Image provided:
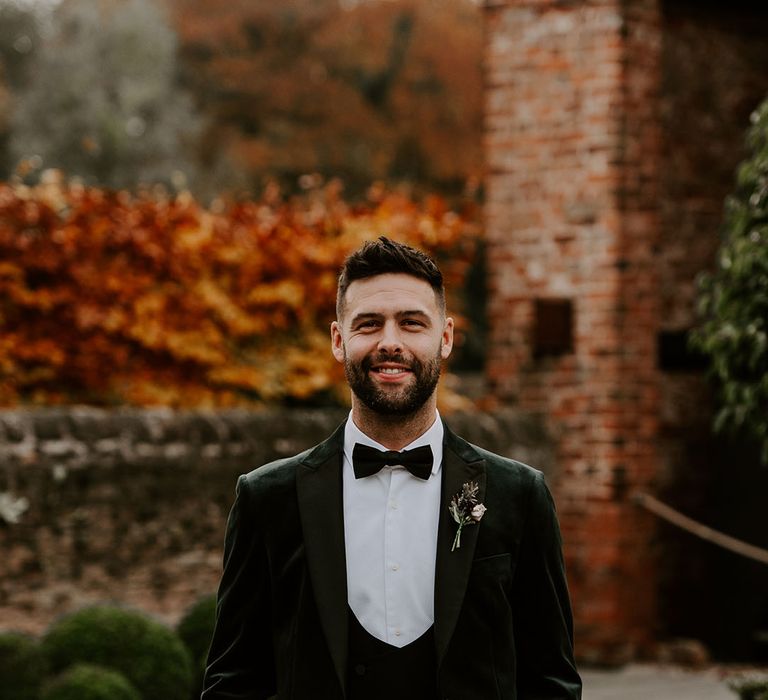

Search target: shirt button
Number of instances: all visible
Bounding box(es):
[394,629,401,637]
[391,564,399,571]
[355,664,366,676]
[390,501,398,509]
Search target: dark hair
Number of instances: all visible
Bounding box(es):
[336,236,445,318]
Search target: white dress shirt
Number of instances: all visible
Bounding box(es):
[342,412,444,648]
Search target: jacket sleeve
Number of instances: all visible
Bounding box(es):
[201,475,277,700]
[513,471,582,700]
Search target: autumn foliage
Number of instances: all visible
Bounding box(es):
[0,174,478,407]
[170,0,483,193]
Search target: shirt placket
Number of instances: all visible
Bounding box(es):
[383,465,406,644]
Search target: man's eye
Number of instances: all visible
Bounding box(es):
[403,319,424,327]
[357,321,378,329]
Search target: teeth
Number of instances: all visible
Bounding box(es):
[379,368,405,374]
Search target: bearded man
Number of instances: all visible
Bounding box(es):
[202,237,581,700]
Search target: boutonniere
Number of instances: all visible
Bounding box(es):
[449,480,486,551]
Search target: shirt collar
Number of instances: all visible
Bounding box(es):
[343,411,444,476]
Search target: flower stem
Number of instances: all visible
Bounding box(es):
[452,525,462,551]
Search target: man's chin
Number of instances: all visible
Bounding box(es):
[355,386,432,417]
[361,400,423,417]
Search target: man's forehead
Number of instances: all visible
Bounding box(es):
[343,273,439,308]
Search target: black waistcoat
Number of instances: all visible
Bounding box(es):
[347,610,439,700]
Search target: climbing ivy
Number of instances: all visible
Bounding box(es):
[692,98,768,463]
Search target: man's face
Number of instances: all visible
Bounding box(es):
[331,273,454,416]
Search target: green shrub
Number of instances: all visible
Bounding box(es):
[42,605,193,700]
[176,594,216,698]
[41,663,140,700]
[728,675,768,700]
[0,631,48,700]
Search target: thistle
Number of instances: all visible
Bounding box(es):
[449,480,486,551]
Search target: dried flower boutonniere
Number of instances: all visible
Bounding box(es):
[449,480,486,551]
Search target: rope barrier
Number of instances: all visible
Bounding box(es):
[633,491,768,566]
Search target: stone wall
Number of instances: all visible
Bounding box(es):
[0,407,553,636]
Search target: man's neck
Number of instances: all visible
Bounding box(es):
[350,398,438,451]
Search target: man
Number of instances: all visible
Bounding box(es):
[202,237,581,699]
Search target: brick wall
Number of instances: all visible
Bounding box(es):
[0,407,553,636]
[484,0,768,662]
[485,0,662,663]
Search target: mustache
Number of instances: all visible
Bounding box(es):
[361,352,415,371]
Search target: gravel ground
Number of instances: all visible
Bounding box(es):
[581,663,744,700]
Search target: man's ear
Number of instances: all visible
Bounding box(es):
[440,316,455,360]
[330,321,345,364]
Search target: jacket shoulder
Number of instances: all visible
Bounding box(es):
[470,442,542,481]
[238,420,346,494]
[240,448,311,487]
[445,425,543,483]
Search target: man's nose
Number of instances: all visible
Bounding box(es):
[377,321,403,354]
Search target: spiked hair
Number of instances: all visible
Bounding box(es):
[336,236,445,319]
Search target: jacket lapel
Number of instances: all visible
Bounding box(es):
[296,423,349,696]
[296,421,487,687]
[434,426,486,666]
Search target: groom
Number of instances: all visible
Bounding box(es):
[202,237,581,699]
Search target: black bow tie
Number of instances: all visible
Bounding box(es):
[352,443,434,481]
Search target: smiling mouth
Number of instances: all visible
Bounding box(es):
[374,367,410,375]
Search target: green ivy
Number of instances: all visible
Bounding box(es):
[692,98,768,464]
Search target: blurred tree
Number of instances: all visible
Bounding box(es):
[8,0,205,190]
[692,96,768,464]
[0,1,39,89]
[0,0,41,174]
[167,0,483,196]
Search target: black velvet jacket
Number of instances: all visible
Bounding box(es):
[202,421,582,700]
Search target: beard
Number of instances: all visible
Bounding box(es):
[344,347,442,417]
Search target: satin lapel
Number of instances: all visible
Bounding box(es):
[434,434,486,665]
[296,431,348,695]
